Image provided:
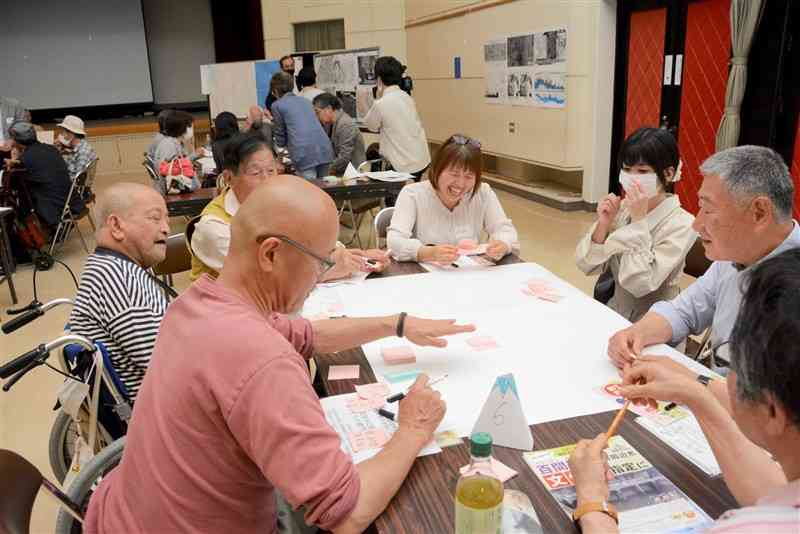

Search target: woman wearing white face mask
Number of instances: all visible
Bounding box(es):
[575,127,696,322]
[56,115,97,178]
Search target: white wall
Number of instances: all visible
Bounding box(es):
[261,0,406,62]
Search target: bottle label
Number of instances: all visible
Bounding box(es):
[454,500,502,534]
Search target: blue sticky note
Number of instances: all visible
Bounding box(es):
[454,56,461,79]
[384,370,421,384]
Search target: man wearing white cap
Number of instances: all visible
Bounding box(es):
[57,115,96,178]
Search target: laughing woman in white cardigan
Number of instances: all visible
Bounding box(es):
[387,134,519,263]
[576,127,696,322]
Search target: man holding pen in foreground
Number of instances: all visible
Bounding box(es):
[569,249,800,533]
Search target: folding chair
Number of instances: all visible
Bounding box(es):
[0,449,83,534]
[78,158,99,231]
[0,206,17,304]
[152,233,192,288]
[142,153,165,195]
[337,158,389,248]
[48,168,92,256]
[373,207,395,250]
[683,237,713,361]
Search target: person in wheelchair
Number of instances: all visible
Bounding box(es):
[68,182,170,402]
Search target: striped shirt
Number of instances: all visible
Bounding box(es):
[706,479,800,533]
[69,248,168,401]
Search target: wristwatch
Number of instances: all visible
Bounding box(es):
[572,501,619,527]
[697,375,713,387]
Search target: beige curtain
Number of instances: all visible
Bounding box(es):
[715,0,765,151]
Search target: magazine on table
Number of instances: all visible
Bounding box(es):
[523,436,712,533]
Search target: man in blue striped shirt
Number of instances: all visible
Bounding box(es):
[69,182,170,400]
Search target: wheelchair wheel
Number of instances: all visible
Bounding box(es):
[54,437,126,534]
[49,410,80,483]
[49,410,112,484]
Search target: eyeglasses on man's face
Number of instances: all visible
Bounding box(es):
[256,234,336,279]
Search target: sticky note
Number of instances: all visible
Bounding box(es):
[348,428,390,453]
[458,239,478,250]
[355,382,391,400]
[459,458,518,483]
[435,430,463,448]
[384,370,421,383]
[328,365,360,380]
[382,346,416,365]
[457,243,488,256]
[466,335,499,352]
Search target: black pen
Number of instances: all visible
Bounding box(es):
[664,402,677,411]
[386,375,448,403]
[378,408,395,421]
[450,263,460,268]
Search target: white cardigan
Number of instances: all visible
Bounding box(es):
[575,194,696,322]
[387,180,519,261]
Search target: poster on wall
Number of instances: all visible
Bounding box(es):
[483,38,507,104]
[484,27,567,109]
[314,47,379,123]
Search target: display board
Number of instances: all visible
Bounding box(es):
[314,47,380,123]
[484,27,567,108]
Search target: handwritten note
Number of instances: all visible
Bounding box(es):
[328,365,360,381]
[345,395,386,413]
[522,278,563,302]
[348,428,390,453]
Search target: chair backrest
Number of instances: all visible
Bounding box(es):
[152,233,192,276]
[373,207,395,245]
[84,158,99,189]
[684,237,712,279]
[0,449,43,534]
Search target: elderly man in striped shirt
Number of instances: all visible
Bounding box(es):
[569,248,800,533]
[69,182,170,401]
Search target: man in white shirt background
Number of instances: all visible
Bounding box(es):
[363,56,430,181]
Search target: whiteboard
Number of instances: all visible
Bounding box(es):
[201,61,257,119]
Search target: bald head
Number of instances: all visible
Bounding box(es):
[222,175,340,313]
[95,182,170,267]
[229,175,338,255]
[95,182,163,229]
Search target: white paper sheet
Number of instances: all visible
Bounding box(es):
[331,263,714,437]
[636,408,722,476]
[320,392,441,463]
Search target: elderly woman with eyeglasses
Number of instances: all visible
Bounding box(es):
[190,132,389,281]
[387,134,519,263]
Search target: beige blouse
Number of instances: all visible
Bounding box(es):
[387,181,519,261]
[575,195,696,322]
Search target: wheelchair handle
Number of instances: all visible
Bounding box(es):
[2,298,75,334]
[0,345,47,379]
[2,359,42,392]
[2,308,44,334]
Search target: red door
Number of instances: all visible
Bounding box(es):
[674,0,731,214]
[624,8,668,138]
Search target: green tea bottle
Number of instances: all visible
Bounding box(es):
[454,432,503,534]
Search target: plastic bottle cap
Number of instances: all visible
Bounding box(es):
[470,432,493,457]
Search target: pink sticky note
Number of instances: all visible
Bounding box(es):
[355,382,391,400]
[457,244,489,256]
[382,346,416,365]
[466,335,499,351]
[328,365,360,380]
[536,291,562,303]
[348,428,391,453]
[459,458,518,483]
[458,239,478,250]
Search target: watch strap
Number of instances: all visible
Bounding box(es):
[572,501,619,526]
